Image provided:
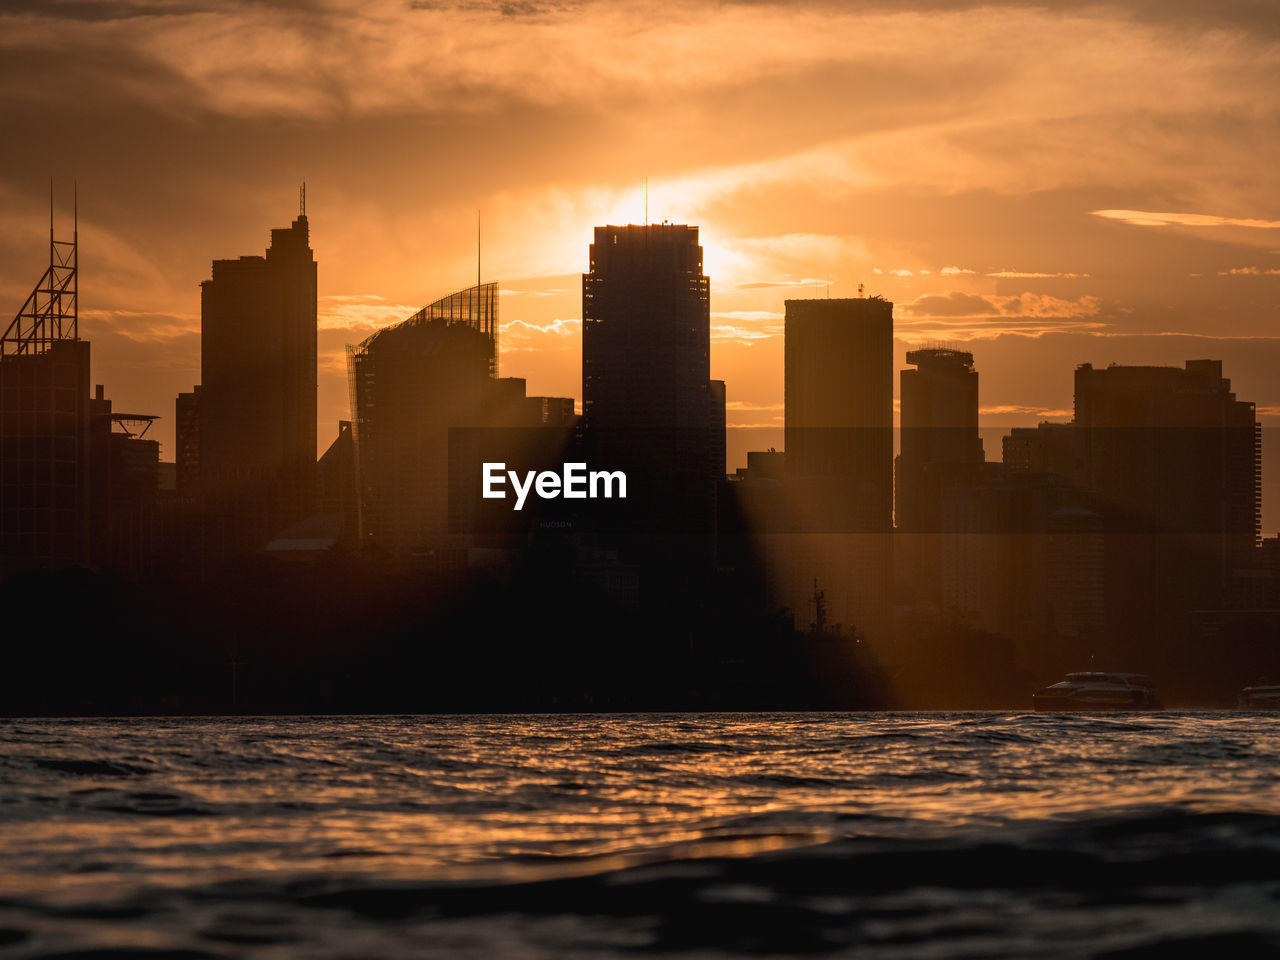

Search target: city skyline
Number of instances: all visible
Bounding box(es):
[1,0,1278,501]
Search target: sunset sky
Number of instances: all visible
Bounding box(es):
[2,0,1278,521]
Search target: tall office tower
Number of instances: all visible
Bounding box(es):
[1073,359,1260,658]
[348,283,497,559]
[0,212,91,572]
[199,207,317,551]
[348,283,572,559]
[581,224,722,558]
[784,297,893,515]
[896,345,984,531]
[895,345,985,606]
[779,296,894,636]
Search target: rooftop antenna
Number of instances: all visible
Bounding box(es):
[73,180,77,240]
[299,181,306,217]
[645,177,648,225]
[477,208,481,289]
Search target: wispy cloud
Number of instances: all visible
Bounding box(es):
[725,400,784,411]
[1092,210,1280,229]
[896,290,1106,340]
[1218,266,1280,276]
[735,278,829,290]
[940,266,976,275]
[987,270,1090,279]
[319,294,421,333]
[500,317,581,341]
[980,404,1072,418]
[80,308,199,343]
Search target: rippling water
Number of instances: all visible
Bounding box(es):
[1,713,1279,958]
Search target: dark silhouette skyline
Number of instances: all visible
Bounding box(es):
[0,195,1277,714]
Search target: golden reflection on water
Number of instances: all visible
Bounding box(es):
[2,714,1278,901]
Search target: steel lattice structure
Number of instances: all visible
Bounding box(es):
[1,205,77,357]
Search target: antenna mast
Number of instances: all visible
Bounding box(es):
[299,181,306,217]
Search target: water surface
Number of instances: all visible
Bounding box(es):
[1,713,1278,958]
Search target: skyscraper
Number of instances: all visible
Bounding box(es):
[197,207,317,550]
[896,345,985,605]
[784,296,893,524]
[779,295,894,636]
[1073,359,1260,658]
[896,345,983,532]
[347,283,498,558]
[346,282,575,558]
[581,224,723,549]
[0,212,91,571]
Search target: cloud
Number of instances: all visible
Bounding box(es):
[735,278,829,289]
[980,404,1072,418]
[498,287,568,297]
[80,308,198,343]
[902,290,1103,320]
[711,323,777,344]
[1092,210,1280,229]
[500,317,582,342]
[940,266,976,275]
[318,294,421,333]
[1217,267,1280,276]
[725,400,784,411]
[987,270,1090,278]
[896,289,1106,339]
[889,268,913,277]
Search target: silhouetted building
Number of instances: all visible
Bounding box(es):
[896,345,983,530]
[348,283,498,558]
[777,295,894,637]
[0,216,91,572]
[1002,422,1081,479]
[581,223,723,566]
[175,386,201,498]
[895,345,985,607]
[1073,359,1260,658]
[317,420,357,545]
[100,402,162,574]
[199,208,317,553]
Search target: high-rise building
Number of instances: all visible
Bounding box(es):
[896,345,983,531]
[0,213,91,572]
[198,207,317,551]
[778,295,894,637]
[1073,359,1260,657]
[583,224,712,432]
[581,224,723,554]
[347,283,498,559]
[895,345,985,607]
[346,282,576,559]
[784,296,893,520]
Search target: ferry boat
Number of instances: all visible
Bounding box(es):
[1237,683,1280,710]
[1032,672,1161,711]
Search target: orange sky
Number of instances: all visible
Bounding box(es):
[2,0,1279,522]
